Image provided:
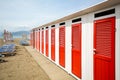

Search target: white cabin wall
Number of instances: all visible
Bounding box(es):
[115,4,120,80]
[65,20,72,73]
[49,27,51,60]
[36,30,38,50]
[55,24,59,65]
[82,13,94,80]
[37,30,39,51]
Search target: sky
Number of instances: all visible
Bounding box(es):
[0,0,105,32]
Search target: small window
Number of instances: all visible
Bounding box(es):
[51,25,55,27]
[72,18,81,23]
[46,27,49,29]
[42,28,44,30]
[94,8,115,18]
[59,22,65,25]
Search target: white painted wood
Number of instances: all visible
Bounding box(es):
[49,27,51,60]
[65,20,72,73]
[115,4,120,80]
[36,30,38,50]
[36,30,38,51]
[94,6,116,20]
[40,29,42,53]
[55,24,59,65]
[82,13,94,80]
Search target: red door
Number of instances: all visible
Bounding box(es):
[35,32,36,48]
[46,30,49,57]
[72,23,82,78]
[51,29,55,61]
[38,31,40,51]
[59,26,65,67]
[42,31,44,54]
[94,17,115,80]
[37,32,38,50]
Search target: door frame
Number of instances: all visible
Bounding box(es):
[93,17,115,80]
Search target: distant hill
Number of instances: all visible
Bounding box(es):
[12,31,30,38]
[12,31,30,36]
[0,31,30,38]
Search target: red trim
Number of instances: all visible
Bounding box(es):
[38,31,40,51]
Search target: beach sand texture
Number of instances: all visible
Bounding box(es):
[0,38,50,80]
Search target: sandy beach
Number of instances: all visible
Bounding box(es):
[0,38,50,80]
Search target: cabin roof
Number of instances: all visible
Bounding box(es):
[33,0,120,30]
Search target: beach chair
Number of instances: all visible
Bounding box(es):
[0,44,16,56]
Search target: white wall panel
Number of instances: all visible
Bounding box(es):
[65,20,72,73]
[55,24,59,65]
[115,4,120,80]
[37,30,39,51]
[49,28,51,60]
[82,13,94,80]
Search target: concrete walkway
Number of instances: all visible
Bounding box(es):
[25,46,76,80]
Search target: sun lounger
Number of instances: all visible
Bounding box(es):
[0,44,16,56]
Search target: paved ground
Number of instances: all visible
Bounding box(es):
[25,46,76,80]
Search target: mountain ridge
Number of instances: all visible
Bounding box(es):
[0,31,30,38]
